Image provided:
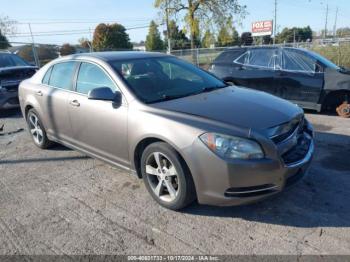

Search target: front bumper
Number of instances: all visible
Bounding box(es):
[184,125,314,206]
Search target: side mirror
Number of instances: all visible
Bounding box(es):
[88,87,122,106]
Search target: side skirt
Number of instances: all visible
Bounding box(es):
[47,135,138,177]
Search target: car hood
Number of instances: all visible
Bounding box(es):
[0,66,37,82]
[151,86,303,130]
[0,65,37,73]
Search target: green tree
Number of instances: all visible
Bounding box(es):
[78,37,91,49]
[336,27,350,37]
[155,0,246,49]
[60,43,76,56]
[217,18,240,47]
[93,23,133,51]
[0,30,10,49]
[201,29,215,48]
[164,20,190,50]
[145,20,164,51]
[17,45,58,65]
[276,26,313,43]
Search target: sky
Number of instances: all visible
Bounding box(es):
[1,0,350,45]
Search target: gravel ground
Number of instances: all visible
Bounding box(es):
[0,109,349,255]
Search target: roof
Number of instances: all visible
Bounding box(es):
[69,51,169,62]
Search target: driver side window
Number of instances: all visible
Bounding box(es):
[76,62,117,95]
[282,49,318,73]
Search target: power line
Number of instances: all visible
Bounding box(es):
[7,23,164,38]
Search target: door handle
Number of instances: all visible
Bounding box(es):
[36,90,43,96]
[70,100,80,107]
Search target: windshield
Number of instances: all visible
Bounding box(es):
[308,50,340,70]
[109,56,226,103]
[0,53,29,68]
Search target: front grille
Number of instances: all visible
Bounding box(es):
[271,117,304,144]
[271,116,313,166]
[281,134,311,165]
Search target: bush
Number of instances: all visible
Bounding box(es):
[311,43,350,68]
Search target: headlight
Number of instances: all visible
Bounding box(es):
[199,133,264,160]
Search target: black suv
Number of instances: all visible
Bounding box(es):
[209,47,350,117]
[0,51,37,110]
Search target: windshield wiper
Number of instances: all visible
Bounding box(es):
[148,94,191,103]
[147,85,228,104]
[195,84,228,95]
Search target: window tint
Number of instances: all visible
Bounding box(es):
[76,62,116,95]
[244,49,277,68]
[282,49,317,72]
[49,62,77,90]
[42,66,52,85]
[214,50,245,64]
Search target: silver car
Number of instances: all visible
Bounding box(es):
[19,52,314,210]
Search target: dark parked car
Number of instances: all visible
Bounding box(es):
[19,52,314,210]
[0,51,37,110]
[209,47,350,118]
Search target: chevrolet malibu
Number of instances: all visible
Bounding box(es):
[19,52,314,210]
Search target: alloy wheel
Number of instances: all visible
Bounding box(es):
[28,113,44,145]
[145,152,179,202]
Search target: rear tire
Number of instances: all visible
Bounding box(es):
[141,142,196,210]
[26,109,54,149]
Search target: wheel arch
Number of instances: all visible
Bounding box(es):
[321,89,350,111]
[132,136,192,181]
[24,104,34,120]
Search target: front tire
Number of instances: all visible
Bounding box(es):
[26,109,53,149]
[141,142,196,210]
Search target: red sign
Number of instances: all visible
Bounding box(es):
[251,20,273,36]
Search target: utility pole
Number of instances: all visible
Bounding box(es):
[89,27,93,53]
[293,29,296,47]
[28,23,40,67]
[324,2,329,39]
[273,0,277,45]
[333,6,338,40]
[165,0,171,53]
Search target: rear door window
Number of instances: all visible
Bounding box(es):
[215,50,245,64]
[42,66,52,85]
[238,49,277,69]
[282,49,317,73]
[49,61,77,90]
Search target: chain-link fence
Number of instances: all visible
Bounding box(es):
[169,39,350,70]
[2,38,350,70]
[0,42,61,67]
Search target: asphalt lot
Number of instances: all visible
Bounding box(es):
[0,109,350,255]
